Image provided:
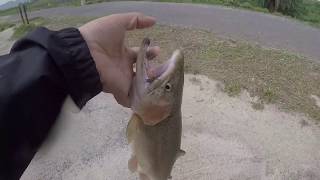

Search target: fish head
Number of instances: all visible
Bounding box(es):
[130,38,184,126]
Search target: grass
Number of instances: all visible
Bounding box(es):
[0,6,17,16]
[225,83,242,96]
[9,16,94,39]
[27,0,80,11]
[0,0,80,16]
[251,101,265,110]
[125,25,320,121]
[11,23,37,39]
[158,0,268,12]
[0,22,14,32]
[298,0,320,27]
[11,17,48,39]
[44,16,96,30]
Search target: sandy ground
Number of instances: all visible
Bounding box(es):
[20,74,320,180]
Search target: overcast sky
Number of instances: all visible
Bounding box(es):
[0,0,11,6]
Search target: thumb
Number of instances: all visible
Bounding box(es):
[115,12,156,30]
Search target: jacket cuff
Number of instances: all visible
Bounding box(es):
[55,28,102,108]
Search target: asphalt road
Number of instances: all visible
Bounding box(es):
[5,1,320,60]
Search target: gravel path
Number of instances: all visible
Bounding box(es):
[4,1,320,60]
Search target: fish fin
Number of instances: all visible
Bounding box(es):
[177,149,186,158]
[139,173,150,180]
[126,114,140,143]
[128,155,138,173]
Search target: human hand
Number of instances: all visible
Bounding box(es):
[79,12,160,107]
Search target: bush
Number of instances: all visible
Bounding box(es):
[240,2,254,9]
[225,0,241,6]
[277,0,304,17]
[262,0,304,17]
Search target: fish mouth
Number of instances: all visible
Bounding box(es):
[131,38,183,124]
[142,38,182,87]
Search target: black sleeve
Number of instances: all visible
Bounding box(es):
[0,27,102,179]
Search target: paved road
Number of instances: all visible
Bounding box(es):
[5,1,320,60]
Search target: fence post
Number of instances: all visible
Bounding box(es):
[18,3,25,25]
[22,4,29,24]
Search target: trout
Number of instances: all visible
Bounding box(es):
[127,38,185,180]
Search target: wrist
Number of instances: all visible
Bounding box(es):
[79,27,105,87]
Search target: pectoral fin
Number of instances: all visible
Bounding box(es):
[126,114,140,143]
[128,155,138,172]
[139,173,150,180]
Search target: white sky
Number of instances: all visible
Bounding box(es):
[0,0,11,6]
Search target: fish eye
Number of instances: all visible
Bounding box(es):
[165,83,172,91]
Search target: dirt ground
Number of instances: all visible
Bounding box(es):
[0,27,13,55]
[21,74,320,180]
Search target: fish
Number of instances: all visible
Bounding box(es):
[127,38,185,180]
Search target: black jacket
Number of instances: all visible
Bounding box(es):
[0,27,102,179]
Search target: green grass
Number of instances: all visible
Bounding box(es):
[44,16,96,30]
[298,0,320,26]
[86,0,107,4]
[263,88,277,103]
[8,16,95,39]
[0,6,18,16]
[0,0,80,16]
[11,17,48,39]
[11,23,37,39]
[0,22,14,32]
[158,0,268,12]
[27,0,80,11]
[225,83,242,96]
